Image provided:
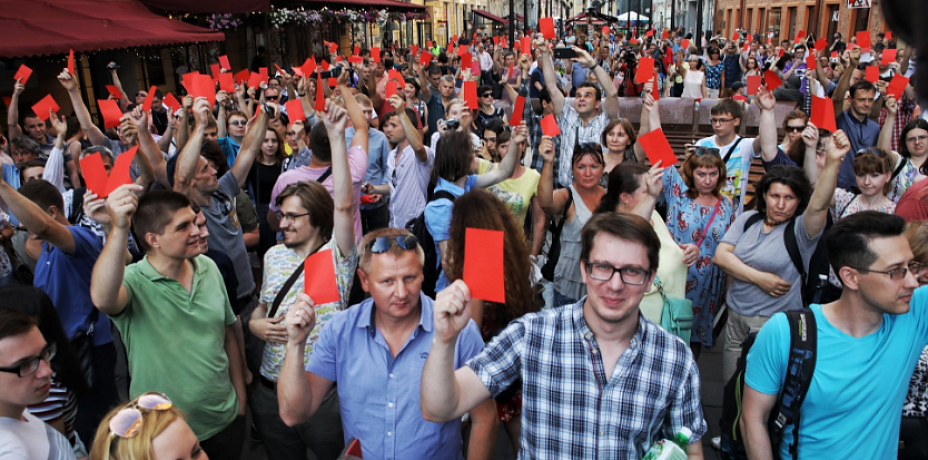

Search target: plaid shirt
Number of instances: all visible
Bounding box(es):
[467,300,707,460]
[520,79,560,174]
[556,104,611,187]
[878,91,917,152]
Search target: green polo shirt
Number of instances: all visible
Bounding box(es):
[111,255,238,440]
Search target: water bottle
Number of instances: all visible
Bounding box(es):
[641,427,692,460]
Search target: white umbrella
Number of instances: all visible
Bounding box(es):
[617,11,650,22]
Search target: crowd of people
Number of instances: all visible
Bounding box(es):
[1,20,928,460]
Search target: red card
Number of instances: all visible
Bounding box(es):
[778,48,785,57]
[163,93,180,113]
[371,47,381,63]
[98,99,123,129]
[814,38,828,52]
[67,49,74,74]
[651,76,660,101]
[764,70,782,91]
[458,45,468,56]
[388,69,406,89]
[461,52,472,71]
[865,66,879,83]
[302,57,317,77]
[327,77,337,87]
[314,72,325,112]
[247,72,262,89]
[806,56,817,70]
[681,39,690,49]
[273,64,284,77]
[508,60,514,79]
[219,55,231,70]
[509,95,525,127]
[386,80,398,100]
[638,128,678,166]
[79,146,137,198]
[192,75,216,107]
[285,98,305,122]
[646,29,654,37]
[419,52,433,67]
[105,85,122,99]
[30,95,59,121]
[463,228,505,302]
[540,114,560,137]
[635,57,654,84]
[602,26,610,36]
[810,96,837,132]
[142,85,157,111]
[882,49,897,66]
[521,37,532,56]
[886,31,892,41]
[630,37,639,45]
[857,31,871,52]
[210,63,222,80]
[540,18,555,40]
[348,56,363,64]
[181,71,200,92]
[354,45,360,55]
[662,30,669,40]
[259,67,269,86]
[471,59,481,76]
[493,36,499,45]
[13,65,32,85]
[411,45,419,56]
[303,249,340,305]
[234,68,249,85]
[886,74,910,99]
[218,73,235,93]
[329,42,338,54]
[733,95,748,102]
[427,40,433,48]
[462,80,478,110]
[320,60,330,71]
[795,30,806,40]
[743,42,750,52]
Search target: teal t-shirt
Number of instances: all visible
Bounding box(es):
[745,290,928,459]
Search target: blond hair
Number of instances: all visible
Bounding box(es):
[90,405,186,460]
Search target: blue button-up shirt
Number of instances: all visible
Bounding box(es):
[835,109,880,190]
[307,292,484,460]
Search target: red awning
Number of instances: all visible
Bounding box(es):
[0,0,224,59]
[473,10,509,25]
[297,0,425,11]
[140,0,269,13]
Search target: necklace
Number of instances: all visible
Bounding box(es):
[764,219,784,227]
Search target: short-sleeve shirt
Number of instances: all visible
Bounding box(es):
[556,104,611,188]
[0,410,76,460]
[204,172,255,299]
[114,255,239,440]
[259,238,358,381]
[387,145,435,229]
[746,297,928,459]
[896,178,928,222]
[694,135,757,215]
[835,110,881,190]
[34,226,112,347]
[425,175,477,292]
[347,127,391,210]
[721,211,823,317]
[489,168,541,227]
[216,136,242,168]
[306,294,484,460]
[269,145,368,241]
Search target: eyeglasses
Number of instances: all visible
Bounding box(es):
[710,118,735,125]
[265,95,279,101]
[108,392,173,439]
[851,261,926,281]
[856,147,885,157]
[906,135,928,144]
[482,93,493,98]
[786,125,806,132]
[228,120,247,127]
[693,146,721,156]
[366,234,419,254]
[0,343,55,378]
[136,93,147,98]
[583,260,650,284]
[275,211,310,223]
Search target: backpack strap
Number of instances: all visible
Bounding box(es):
[783,218,806,286]
[773,310,818,460]
[430,190,457,203]
[721,136,746,165]
[837,194,858,219]
[891,157,908,181]
[743,211,764,230]
[316,166,333,184]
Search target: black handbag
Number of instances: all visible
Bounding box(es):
[69,308,98,388]
[541,191,573,281]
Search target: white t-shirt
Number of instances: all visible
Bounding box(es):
[0,410,75,459]
[694,135,757,215]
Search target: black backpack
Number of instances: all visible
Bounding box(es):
[406,190,455,299]
[719,310,818,460]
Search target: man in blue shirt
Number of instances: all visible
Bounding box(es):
[277,227,498,460]
[742,212,927,459]
[347,94,391,233]
[833,49,880,190]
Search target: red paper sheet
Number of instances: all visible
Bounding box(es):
[886,31,892,41]
[493,36,499,45]
[388,69,406,89]
[638,128,678,166]
[181,71,200,92]
[386,80,398,100]
[259,67,269,86]
[646,29,654,37]
[218,73,235,93]
[302,57,317,77]
[733,95,748,102]
[411,45,419,56]
[662,29,669,39]
[602,26,610,36]
[461,52,472,71]
[354,45,360,55]
[810,96,837,132]
[247,72,262,89]
[471,60,481,76]
[635,57,655,84]
[457,45,468,56]
[320,60,330,71]
[105,85,122,99]
[882,49,897,66]
[540,18,555,40]
[314,73,325,112]
[540,114,560,137]
[865,66,879,83]
[419,52,433,67]
[463,80,478,110]
[371,47,381,63]
[327,77,337,87]
[98,99,123,129]
[67,49,74,74]
[142,85,157,111]
[746,75,761,96]
[192,75,216,107]
[31,95,59,121]
[651,76,660,101]
[234,69,249,85]
[630,37,639,45]
[521,37,532,56]
[857,31,871,52]
[329,43,338,54]
[886,74,910,100]
[427,40,433,48]
[509,95,525,127]
[795,30,806,40]
[162,93,180,114]
[285,98,305,122]
[814,38,828,52]
[764,70,782,91]
[681,39,690,49]
[13,64,32,85]
[806,56,817,70]
[463,228,505,303]
[219,55,231,70]
[304,249,340,304]
[210,63,222,80]
[79,146,137,198]
[508,61,514,79]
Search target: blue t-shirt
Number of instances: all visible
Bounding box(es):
[34,226,112,346]
[424,175,477,292]
[745,294,928,459]
[216,137,242,168]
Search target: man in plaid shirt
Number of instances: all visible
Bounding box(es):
[421,212,707,459]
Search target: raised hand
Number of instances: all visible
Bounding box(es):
[645,161,665,197]
[539,136,555,164]
[284,293,317,345]
[318,100,348,133]
[192,97,211,126]
[512,121,528,145]
[12,79,24,97]
[755,86,776,110]
[801,122,819,148]
[82,190,110,226]
[433,280,473,344]
[106,184,144,229]
[57,70,77,92]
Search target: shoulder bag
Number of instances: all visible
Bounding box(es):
[656,275,693,343]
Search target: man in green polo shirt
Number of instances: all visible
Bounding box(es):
[90,185,247,458]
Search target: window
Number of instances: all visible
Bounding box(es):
[787,7,797,40]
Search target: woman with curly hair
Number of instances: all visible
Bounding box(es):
[444,188,534,455]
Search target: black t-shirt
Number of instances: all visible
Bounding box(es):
[246,162,281,205]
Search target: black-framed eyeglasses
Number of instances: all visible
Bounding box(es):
[851,261,925,280]
[856,147,885,157]
[710,118,735,125]
[583,260,650,284]
[367,234,419,254]
[274,211,310,223]
[0,342,55,378]
[786,125,805,132]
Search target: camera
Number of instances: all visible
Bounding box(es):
[445,118,460,130]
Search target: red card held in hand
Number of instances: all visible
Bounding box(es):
[211,63,222,80]
[857,31,871,52]
[540,114,560,137]
[463,80,478,110]
[13,65,32,85]
[806,56,817,70]
[142,85,157,112]
[371,47,381,63]
[31,95,59,122]
[192,75,216,107]
[259,67,269,86]
[886,74,909,100]
[162,93,180,114]
[810,96,837,132]
[540,18,555,40]
[218,73,235,93]
[681,39,690,49]
[219,55,231,70]
[763,70,782,91]
[386,80,399,100]
[814,38,828,52]
[521,37,532,56]
[419,52,433,67]
[314,73,325,112]
[98,99,123,129]
[509,95,525,127]
[881,49,897,66]
[286,99,306,122]
[463,228,505,303]
[106,85,122,99]
[746,75,762,95]
[638,128,678,166]
[461,53,472,72]
[865,66,879,83]
[635,58,654,84]
[247,72,262,89]
[79,146,137,198]
[304,249,340,305]
[68,49,74,74]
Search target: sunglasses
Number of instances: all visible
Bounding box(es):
[482,93,493,98]
[266,95,279,101]
[786,125,805,132]
[857,147,885,157]
[108,392,173,438]
[228,120,247,127]
[367,234,419,254]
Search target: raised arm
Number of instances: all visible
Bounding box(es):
[90,185,142,317]
[318,100,356,256]
[44,113,68,192]
[475,122,525,187]
[418,64,433,101]
[390,95,427,162]
[277,293,336,426]
[229,104,270,187]
[108,63,130,112]
[58,70,107,146]
[0,171,74,253]
[832,49,859,115]
[878,96,901,163]
[799,123,822,184]
[338,68,369,152]
[7,79,25,140]
[754,88,779,161]
[133,110,161,191]
[628,163,663,219]
[575,46,620,120]
[804,130,847,238]
[536,136,570,215]
[538,44,565,114]
[174,97,210,194]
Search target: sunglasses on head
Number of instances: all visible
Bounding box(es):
[857,147,885,157]
[108,392,173,439]
[366,234,419,254]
